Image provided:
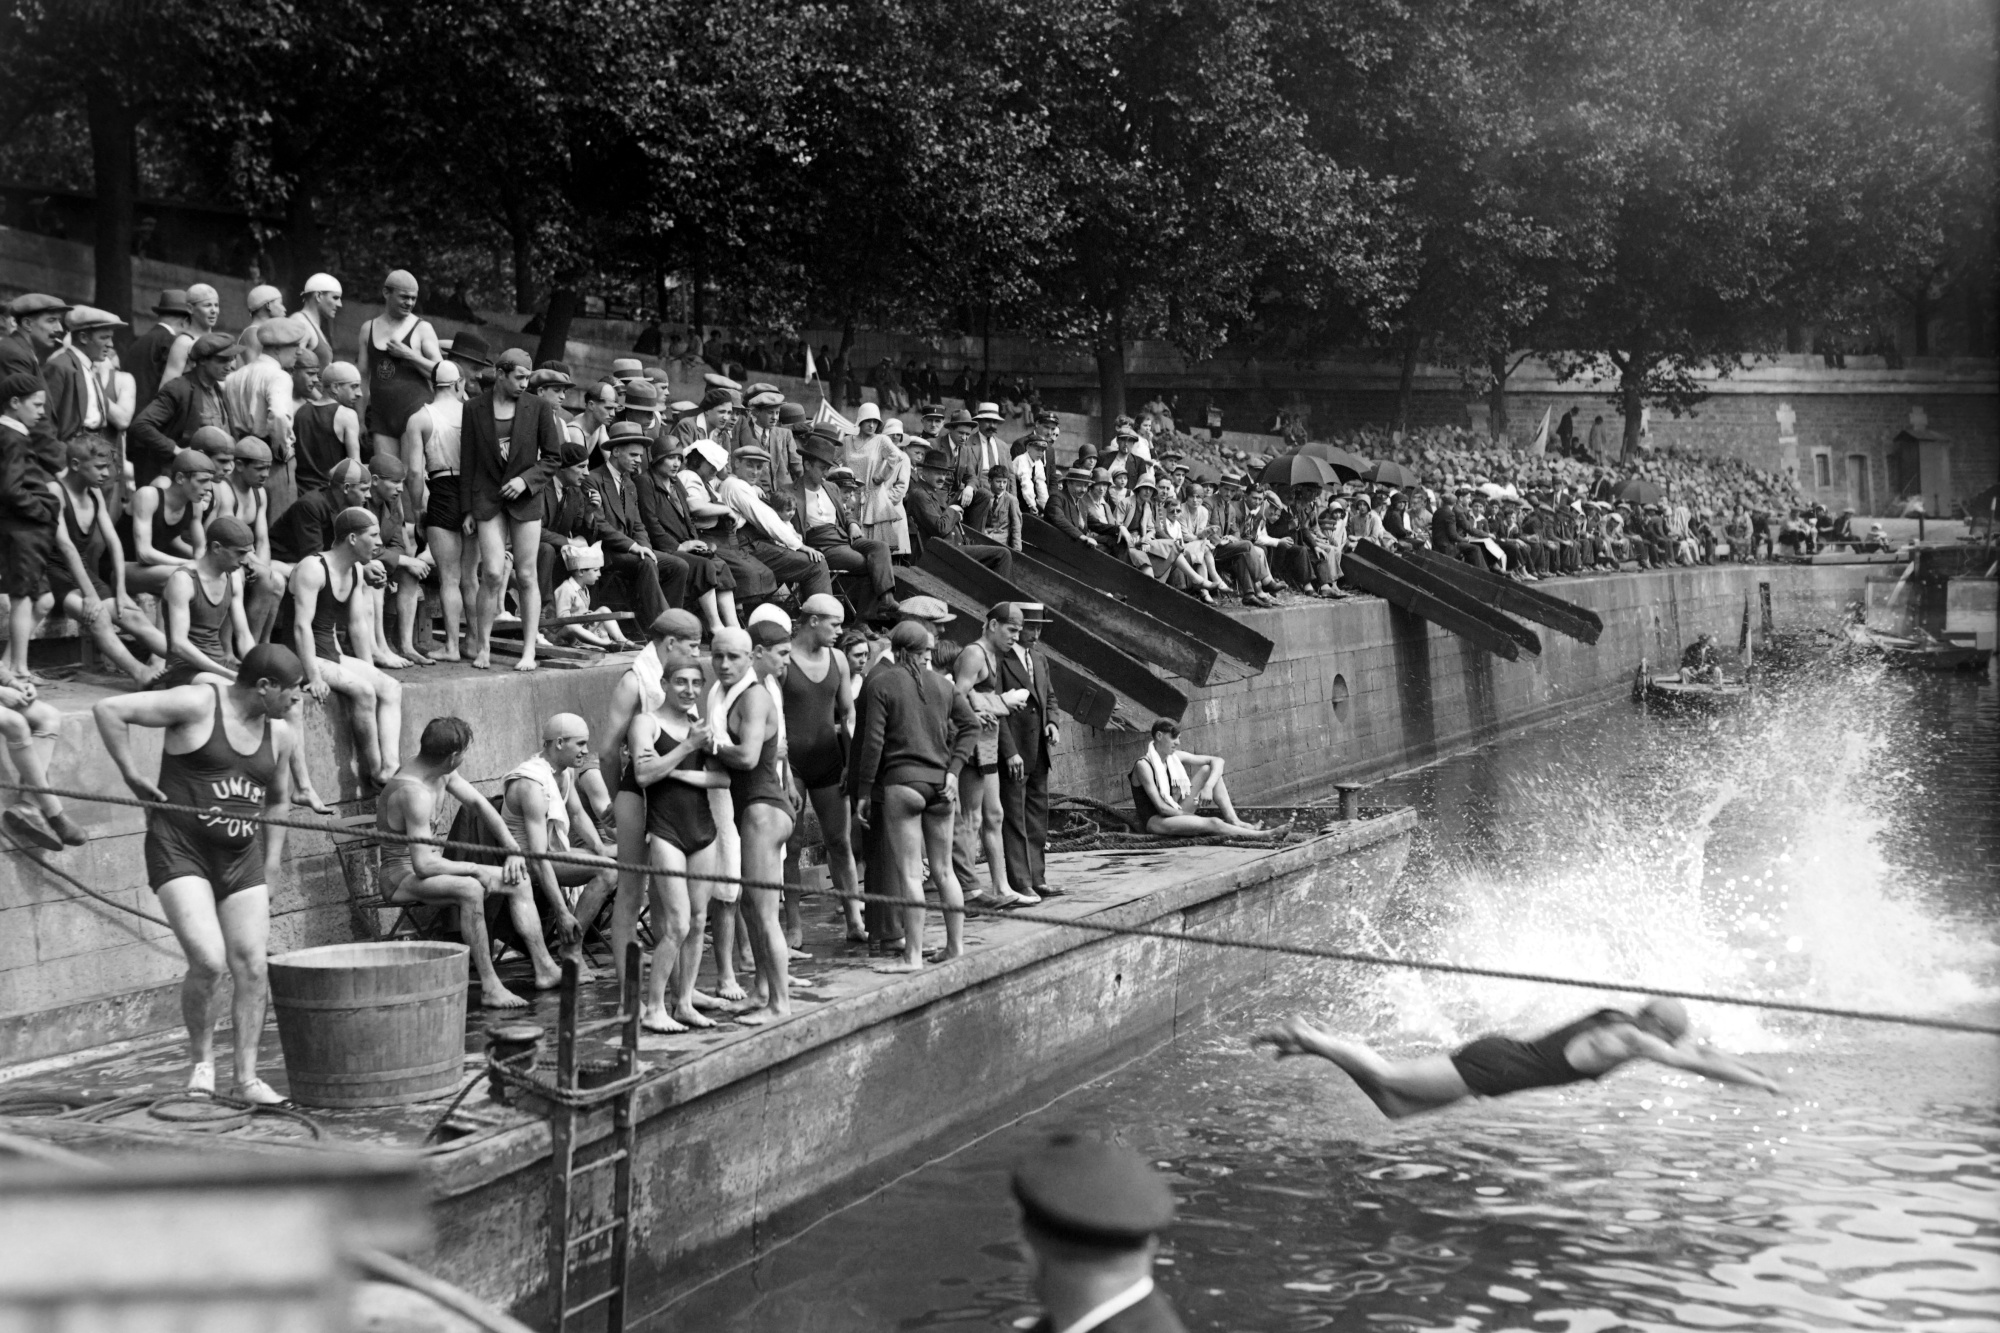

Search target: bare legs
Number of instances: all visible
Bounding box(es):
[425,526,472,661]
[731,803,794,1025]
[877,785,966,974]
[640,836,694,1033]
[1253,1016,1472,1119]
[157,880,272,1092]
[794,782,864,941]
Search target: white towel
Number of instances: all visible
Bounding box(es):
[1137,745,1191,806]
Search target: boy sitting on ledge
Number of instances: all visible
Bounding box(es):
[1129,719,1278,839]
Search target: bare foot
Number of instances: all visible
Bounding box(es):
[376,652,411,670]
[297,786,333,816]
[873,959,926,974]
[788,946,811,962]
[514,655,539,673]
[672,1006,717,1029]
[532,967,564,991]
[845,927,870,944]
[563,952,597,984]
[690,989,730,1011]
[481,983,530,1008]
[936,944,965,961]
[640,1007,687,1034]
[402,647,436,666]
[732,1008,771,1026]
[716,979,748,1003]
[433,644,463,663]
[469,651,491,670]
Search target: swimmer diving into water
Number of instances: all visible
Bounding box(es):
[1253,998,1782,1119]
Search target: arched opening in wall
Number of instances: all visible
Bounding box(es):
[1330,673,1349,719]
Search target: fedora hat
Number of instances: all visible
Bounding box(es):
[945,408,975,429]
[799,434,841,468]
[445,329,494,366]
[152,289,192,318]
[605,421,650,449]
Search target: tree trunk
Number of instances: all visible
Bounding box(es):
[280,182,324,297]
[500,183,533,314]
[1908,286,1932,356]
[1094,311,1127,448]
[1394,337,1420,433]
[1618,363,1645,462]
[85,82,136,324]
[1486,348,1511,442]
[533,267,585,367]
[689,245,707,349]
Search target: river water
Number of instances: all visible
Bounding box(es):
[648,660,2000,1333]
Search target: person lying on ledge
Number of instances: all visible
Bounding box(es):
[1129,719,1279,839]
[1679,631,1725,685]
[1252,998,1780,1120]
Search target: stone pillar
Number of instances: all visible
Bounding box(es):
[1775,401,1798,481]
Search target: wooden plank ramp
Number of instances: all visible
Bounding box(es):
[1339,548,1524,661]
[1400,546,1604,644]
[1004,551,1220,685]
[1351,541,1541,658]
[1022,516,1274,677]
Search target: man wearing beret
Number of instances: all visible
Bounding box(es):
[130,330,237,487]
[224,316,305,513]
[1013,1134,1186,1333]
[43,306,128,447]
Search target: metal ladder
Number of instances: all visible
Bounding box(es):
[547,945,643,1333]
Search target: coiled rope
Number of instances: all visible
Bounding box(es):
[7,782,1996,1038]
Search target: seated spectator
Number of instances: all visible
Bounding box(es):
[681,438,781,610]
[0,662,82,848]
[377,716,557,1008]
[638,433,739,635]
[282,506,404,787]
[50,436,167,683]
[718,444,835,603]
[154,514,255,690]
[551,543,628,649]
[587,422,684,631]
[790,428,898,615]
[908,446,1013,575]
[501,714,618,981]
[1679,632,1726,685]
[271,457,369,564]
[129,332,235,487]
[1130,719,1279,838]
[120,447,215,595]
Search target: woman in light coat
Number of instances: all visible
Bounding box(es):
[859,419,911,555]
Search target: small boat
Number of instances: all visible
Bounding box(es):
[1844,623,1994,672]
[1633,664,1753,711]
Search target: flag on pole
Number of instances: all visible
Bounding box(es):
[1525,407,1551,456]
[804,343,818,384]
[814,398,857,438]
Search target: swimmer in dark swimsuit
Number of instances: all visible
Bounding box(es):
[1254,1000,1781,1119]
[711,625,795,1026]
[782,593,867,943]
[93,643,303,1106]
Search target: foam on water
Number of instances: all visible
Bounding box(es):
[1352,671,1999,1054]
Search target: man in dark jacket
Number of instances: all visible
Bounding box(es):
[909,446,1012,575]
[42,305,126,445]
[1012,1135,1186,1333]
[127,290,192,410]
[996,602,1061,899]
[461,348,564,670]
[0,294,72,476]
[584,421,683,626]
[635,433,738,633]
[129,332,236,485]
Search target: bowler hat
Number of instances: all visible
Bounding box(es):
[778,402,809,428]
[153,289,192,318]
[445,329,494,366]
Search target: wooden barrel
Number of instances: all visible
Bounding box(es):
[267,942,470,1108]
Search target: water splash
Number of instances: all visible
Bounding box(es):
[1340,668,1998,1054]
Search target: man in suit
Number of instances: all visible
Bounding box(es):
[1045,464,1096,544]
[1,294,72,477]
[1012,1134,1186,1333]
[128,290,191,409]
[733,387,800,493]
[997,602,1061,898]
[791,427,896,615]
[586,421,684,626]
[636,433,739,634]
[462,347,564,670]
[129,332,238,486]
[43,305,126,446]
[909,446,1014,576]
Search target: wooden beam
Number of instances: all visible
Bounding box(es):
[895,562,1187,723]
[1400,546,1604,644]
[1351,542,1541,657]
[1339,552,1522,661]
[1021,516,1274,674]
[929,545,1218,685]
[892,569,1121,729]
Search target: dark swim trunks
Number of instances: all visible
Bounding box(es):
[144,817,267,901]
[1450,1008,1630,1097]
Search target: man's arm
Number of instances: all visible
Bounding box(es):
[333,406,363,468]
[289,557,330,697]
[711,686,772,770]
[130,382,185,468]
[92,687,210,801]
[445,773,527,883]
[564,779,606,856]
[262,717,296,884]
[850,676,890,816]
[506,779,575,936]
[1179,752,1226,800]
[127,488,184,567]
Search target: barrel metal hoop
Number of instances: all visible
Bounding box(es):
[270,981,467,1010]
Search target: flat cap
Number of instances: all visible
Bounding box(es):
[189,426,236,456]
[701,372,743,392]
[528,366,574,390]
[699,387,742,411]
[742,381,781,399]
[7,293,70,318]
[747,389,784,409]
[191,332,238,363]
[256,317,304,348]
[1012,1134,1174,1249]
[896,595,954,624]
[733,443,771,464]
[65,305,127,333]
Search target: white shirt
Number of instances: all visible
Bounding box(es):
[717,474,805,551]
[1013,450,1049,512]
[1055,1277,1154,1333]
[803,483,838,530]
[222,355,296,447]
[59,345,107,429]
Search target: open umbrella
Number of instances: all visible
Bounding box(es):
[1362,459,1418,488]
[1614,478,1664,506]
[1258,452,1340,488]
[1298,442,1370,479]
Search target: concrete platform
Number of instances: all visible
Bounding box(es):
[0,813,1416,1323]
[0,562,1882,1066]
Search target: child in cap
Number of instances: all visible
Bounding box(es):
[0,372,61,680]
[551,542,629,648]
[981,461,1023,551]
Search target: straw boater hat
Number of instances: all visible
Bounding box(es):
[973,401,1004,423]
